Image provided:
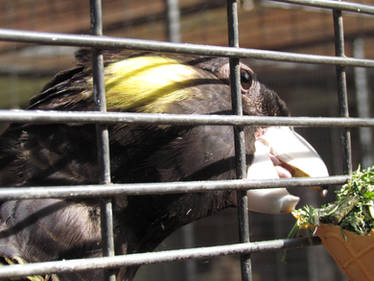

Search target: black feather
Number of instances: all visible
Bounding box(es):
[0,52,289,281]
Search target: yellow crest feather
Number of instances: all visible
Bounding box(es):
[102,56,201,112]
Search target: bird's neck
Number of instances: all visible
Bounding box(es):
[116,191,234,280]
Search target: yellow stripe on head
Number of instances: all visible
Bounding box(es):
[103,56,202,112]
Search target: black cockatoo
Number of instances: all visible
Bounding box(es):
[0,51,328,281]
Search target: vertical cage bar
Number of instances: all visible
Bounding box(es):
[164,0,181,43]
[90,1,116,281]
[227,1,252,281]
[353,37,373,168]
[164,1,195,280]
[332,8,352,175]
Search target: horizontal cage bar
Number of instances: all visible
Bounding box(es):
[0,29,374,67]
[0,237,320,279]
[0,110,372,127]
[0,176,349,200]
[272,0,374,15]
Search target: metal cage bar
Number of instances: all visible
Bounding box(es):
[0,175,350,200]
[0,0,373,280]
[0,110,373,126]
[90,1,116,280]
[333,8,353,175]
[165,0,181,43]
[0,236,320,279]
[227,1,252,280]
[0,28,374,67]
[271,0,374,15]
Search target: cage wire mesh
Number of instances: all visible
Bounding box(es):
[0,0,373,281]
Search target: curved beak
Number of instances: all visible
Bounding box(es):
[246,126,328,214]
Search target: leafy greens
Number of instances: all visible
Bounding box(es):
[293,166,374,235]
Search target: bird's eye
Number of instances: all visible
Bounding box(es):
[240,69,253,91]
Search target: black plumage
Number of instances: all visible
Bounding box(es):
[0,51,296,281]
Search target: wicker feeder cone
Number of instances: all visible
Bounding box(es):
[316,224,374,281]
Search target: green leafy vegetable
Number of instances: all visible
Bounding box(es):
[293,166,374,235]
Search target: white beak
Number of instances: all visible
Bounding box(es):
[245,127,328,214]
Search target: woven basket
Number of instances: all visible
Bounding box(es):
[316,224,374,281]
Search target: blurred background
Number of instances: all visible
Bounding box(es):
[0,0,373,280]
